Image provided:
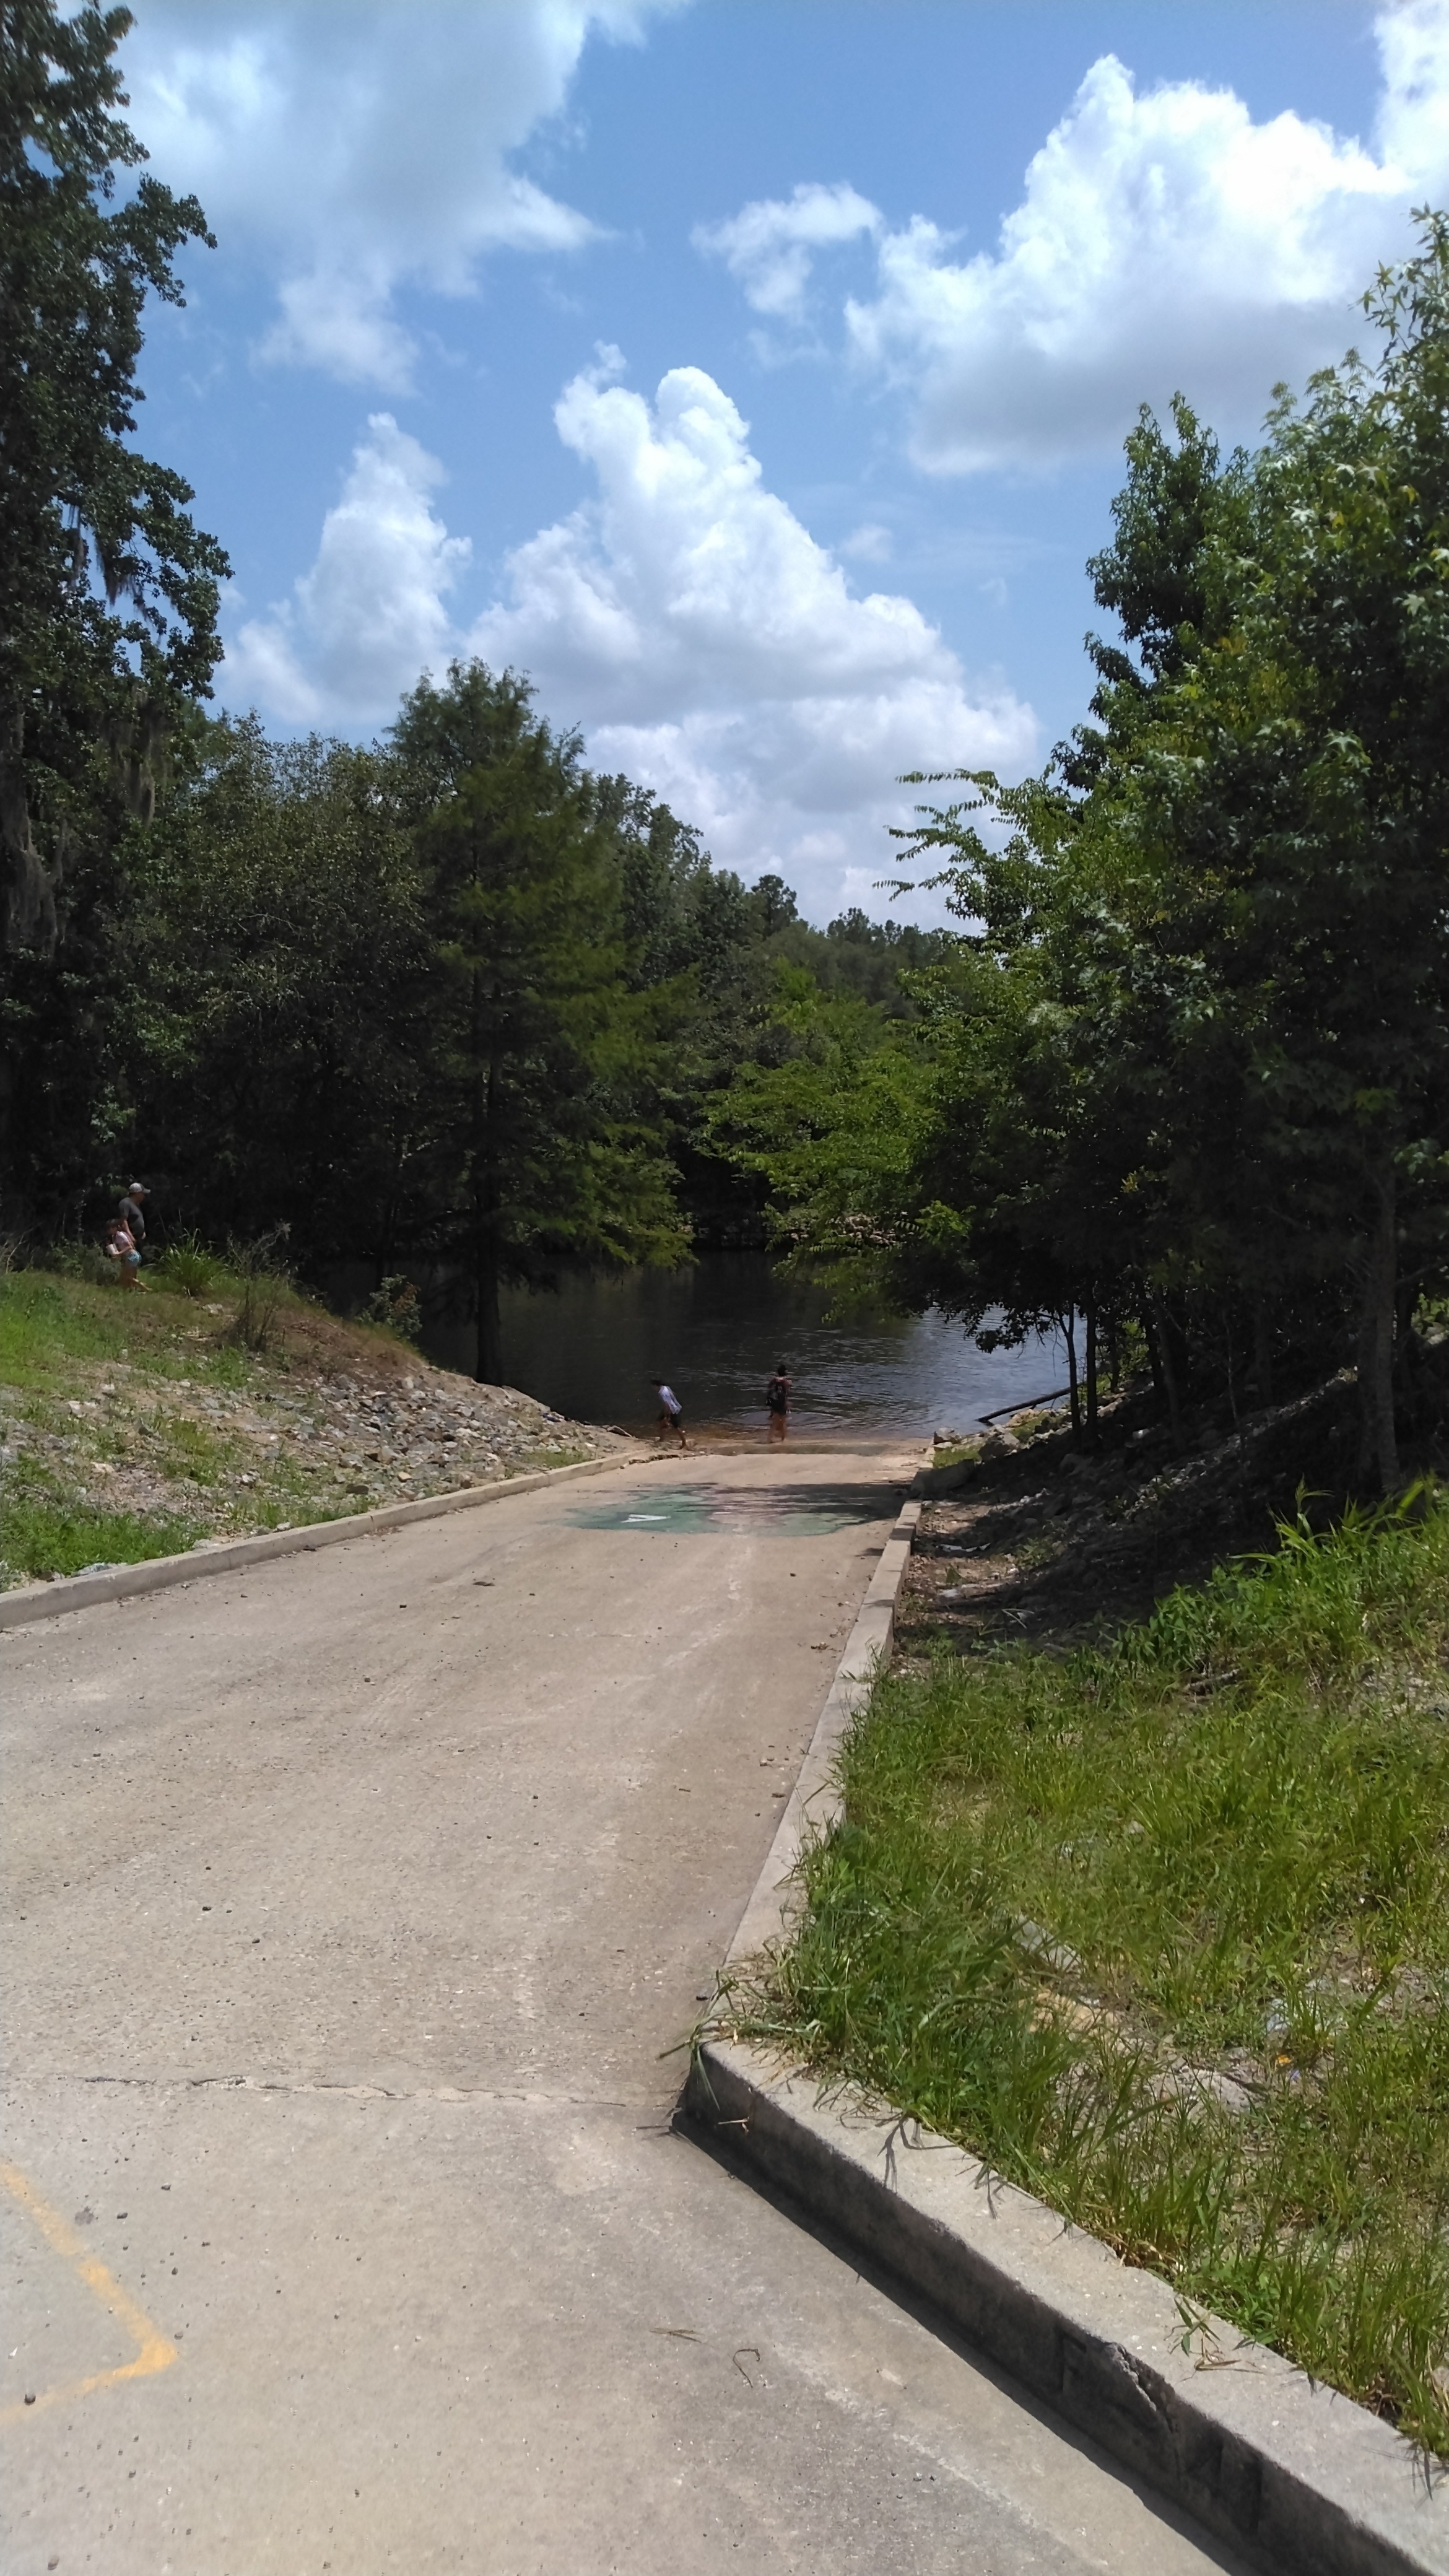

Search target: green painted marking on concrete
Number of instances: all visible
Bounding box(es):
[565,1483,882,1538]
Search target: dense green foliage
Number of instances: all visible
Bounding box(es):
[742,1494,1449,2454]
[1,1,227,980]
[6,653,942,1357]
[715,224,1449,1487]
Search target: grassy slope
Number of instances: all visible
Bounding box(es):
[0,1267,596,1586]
[738,1492,1449,2457]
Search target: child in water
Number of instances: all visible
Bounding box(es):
[652,1378,686,1449]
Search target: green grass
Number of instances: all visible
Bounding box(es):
[0,1265,599,1585]
[144,1410,238,1485]
[0,1271,134,1387]
[0,1481,198,1582]
[738,1492,1449,2456]
[150,1230,225,1297]
[0,1268,274,1394]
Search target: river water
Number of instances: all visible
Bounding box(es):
[428,1255,1063,1443]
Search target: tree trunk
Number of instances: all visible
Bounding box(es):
[1105,1311,1122,1393]
[0,692,58,955]
[1063,1307,1081,1443]
[474,1227,502,1385]
[469,959,504,1385]
[1356,1159,1400,1495]
[1147,1288,1185,1450]
[1222,1313,1240,1432]
[1252,1301,1274,1411]
[1084,1296,1099,1444]
[1140,1297,1165,1401]
[1164,1295,1192,1409]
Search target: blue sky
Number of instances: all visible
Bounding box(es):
[121,0,1449,921]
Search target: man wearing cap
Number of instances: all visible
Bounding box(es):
[119,1180,149,1259]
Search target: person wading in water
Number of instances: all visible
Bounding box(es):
[652,1378,687,1450]
[766,1362,792,1444]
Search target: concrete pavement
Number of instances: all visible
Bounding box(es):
[2,1451,1246,2574]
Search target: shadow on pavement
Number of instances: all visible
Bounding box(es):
[672,2107,1252,2574]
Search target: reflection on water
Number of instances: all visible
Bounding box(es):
[427,1254,1062,1441]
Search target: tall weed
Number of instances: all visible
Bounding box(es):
[224,1227,292,1354]
[154,1230,222,1298]
[749,1490,1449,2455]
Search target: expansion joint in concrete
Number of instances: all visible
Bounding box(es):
[59,2071,645,2110]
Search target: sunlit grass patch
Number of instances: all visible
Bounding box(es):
[0,1481,198,1583]
[144,1411,237,1486]
[151,1231,225,1297]
[739,1492,1449,2457]
[0,1266,243,1390]
[0,1271,134,1388]
[198,1344,254,1390]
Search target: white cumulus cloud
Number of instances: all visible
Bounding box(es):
[1378,0,1449,172]
[701,2,1449,473]
[693,180,881,320]
[839,523,894,562]
[222,365,1035,918]
[225,416,471,721]
[121,0,679,389]
[466,362,1034,909]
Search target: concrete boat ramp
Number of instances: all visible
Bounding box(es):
[2,1450,1242,2574]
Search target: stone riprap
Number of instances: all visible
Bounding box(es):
[1,1341,629,1585]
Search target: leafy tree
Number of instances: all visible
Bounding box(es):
[715,228,1449,1488]
[1086,218,1449,1485]
[123,722,431,1264]
[708,967,905,1243]
[2,0,228,1222]
[393,666,688,1380]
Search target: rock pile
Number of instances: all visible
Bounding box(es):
[1,1338,635,1582]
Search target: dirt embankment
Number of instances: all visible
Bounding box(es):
[0,1271,634,1585]
[898,1375,1370,1660]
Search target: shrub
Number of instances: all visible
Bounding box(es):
[224,1227,292,1353]
[45,1237,114,1287]
[359,1274,423,1344]
[154,1231,222,1297]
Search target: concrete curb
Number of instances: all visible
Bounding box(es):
[721,1497,920,1965]
[0,1450,641,1630]
[684,1503,1449,2576]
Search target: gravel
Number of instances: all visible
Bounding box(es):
[1,1344,635,1580]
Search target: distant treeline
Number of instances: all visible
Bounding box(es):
[7,662,947,1373]
[715,222,1449,1492]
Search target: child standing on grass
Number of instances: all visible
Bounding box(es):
[104,1217,145,1287]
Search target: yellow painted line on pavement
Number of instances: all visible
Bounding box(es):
[1,2160,178,2424]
